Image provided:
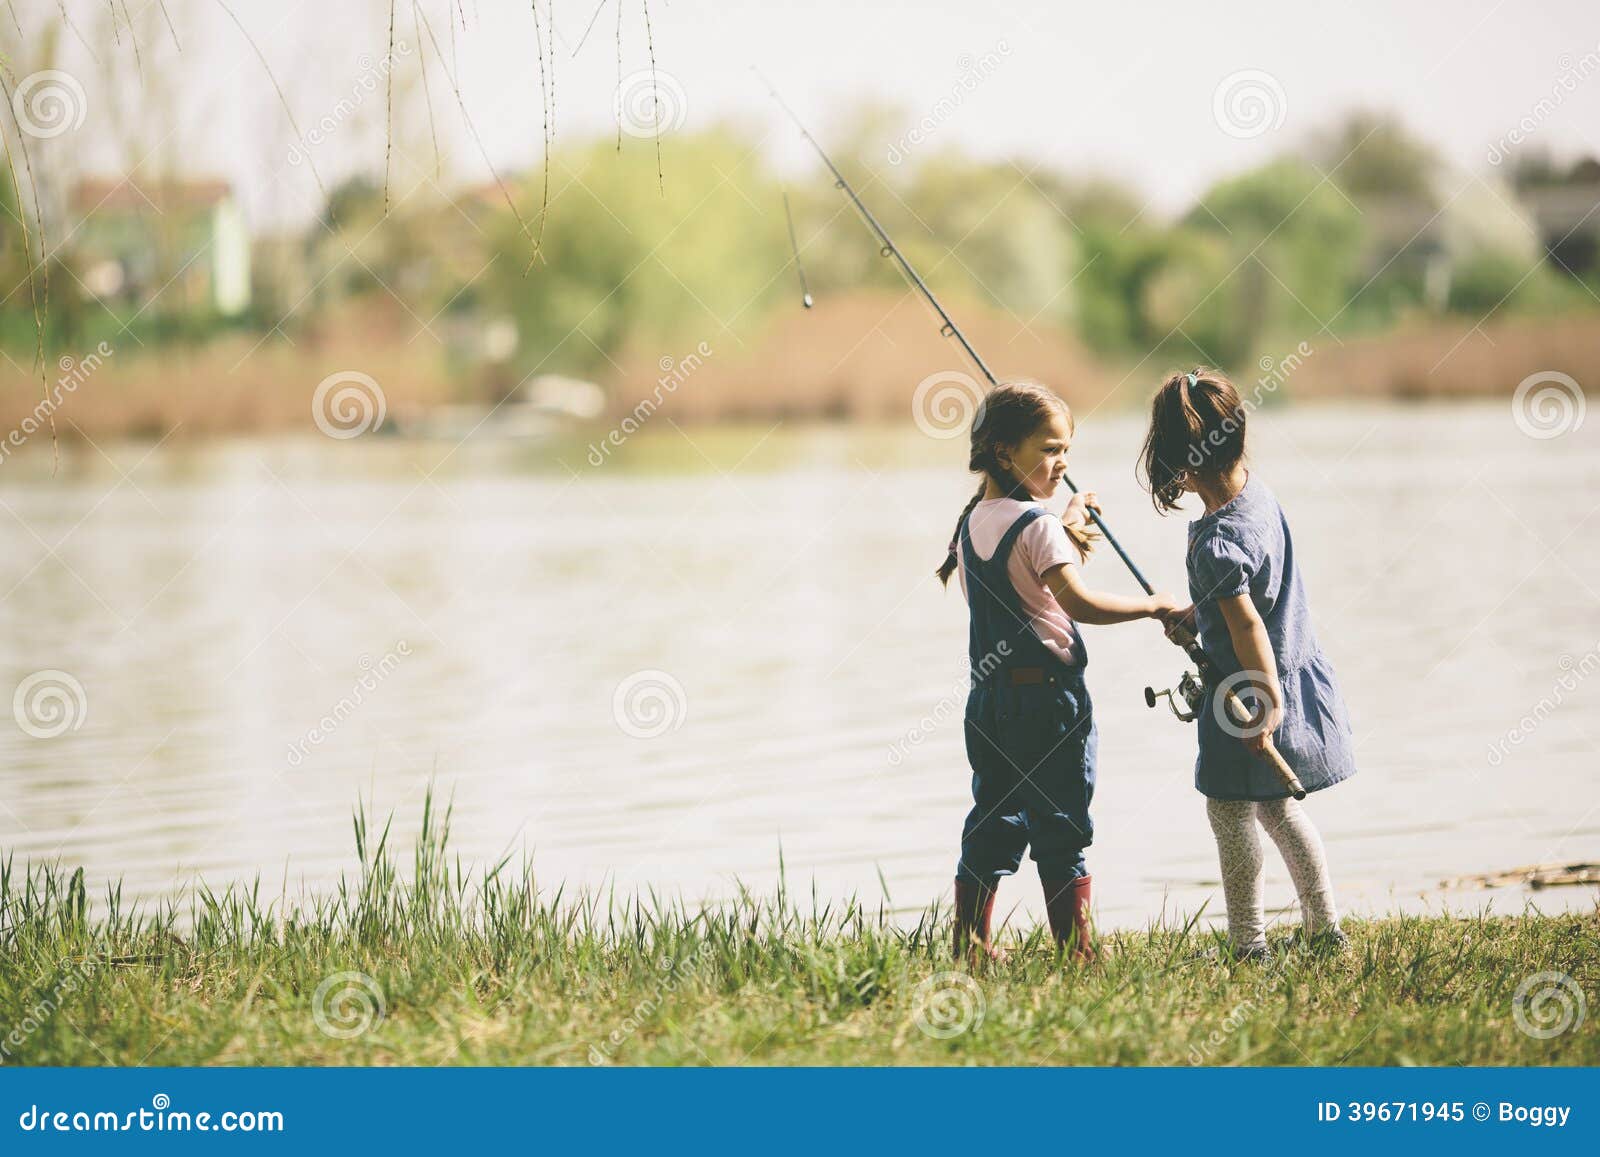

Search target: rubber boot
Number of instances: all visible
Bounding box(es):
[1042,874,1096,964]
[952,879,1005,965]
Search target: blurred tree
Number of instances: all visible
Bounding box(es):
[900,153,1075,327]
[1309,111,1440,205]
[321,175,386,233]
[0,174,39,351]
[1171,158,1365,364]
[480,127,789,382]
[1031,176,1169,356]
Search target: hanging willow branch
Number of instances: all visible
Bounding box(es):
[614,0,622,151]
[412,1,441,182]
[157,0,180,52]
[0,68,57,470]
[641,0,661,194]
[523,0,553,271]
[117,0,142,81]
[410,1,539,261]
[3,0,675,417]
[383,0,396,213]
[573,0,607,58]
[215,0,325,200]
[54,1,101,65]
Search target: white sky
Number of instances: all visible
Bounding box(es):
[21,0,1600,229]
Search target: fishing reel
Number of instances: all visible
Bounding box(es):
[1144,669,1204,723]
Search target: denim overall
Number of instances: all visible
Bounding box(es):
[955,506,1099,888]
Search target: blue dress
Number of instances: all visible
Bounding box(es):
[1187,473,1357,801]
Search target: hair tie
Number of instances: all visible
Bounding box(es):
[1183,371,1198,389]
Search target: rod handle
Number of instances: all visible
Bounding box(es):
[1261,737,1308,801]
[1219,686,1307,800]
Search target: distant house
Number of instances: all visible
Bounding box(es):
[1517,181,1600,279]
[68,177,251,317]
[1358,180,1548,309]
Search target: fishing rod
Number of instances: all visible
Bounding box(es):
[764,77,1305,799]
[759,75,1152,594]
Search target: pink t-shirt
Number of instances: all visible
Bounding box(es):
[957,497,1081,665]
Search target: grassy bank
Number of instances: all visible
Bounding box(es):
[2,795,1596,1067]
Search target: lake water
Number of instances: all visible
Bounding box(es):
[1,401,1597,933]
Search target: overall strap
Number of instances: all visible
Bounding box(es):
[961,504,1083,673]
[960,503,1047,579]
[961,504,1051,665]
[989,505,1047,571]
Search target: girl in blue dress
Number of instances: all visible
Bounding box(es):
[1139,369,1355,959]
[938,382,1181,964]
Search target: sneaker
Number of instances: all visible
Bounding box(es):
[1231,941,1273,964]
[1286,925,1350,957]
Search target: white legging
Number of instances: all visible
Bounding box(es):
[1206,797,1339,953]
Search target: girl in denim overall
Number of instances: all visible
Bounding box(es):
[937,383,1180,964]
[1140,369,1355,960]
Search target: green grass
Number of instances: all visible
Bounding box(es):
[2,791,1596,1066]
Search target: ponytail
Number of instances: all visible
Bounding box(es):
[1139,367,1247,513]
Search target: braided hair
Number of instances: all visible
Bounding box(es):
[935,381,1094,587]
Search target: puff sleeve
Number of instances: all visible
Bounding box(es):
[1189,532,1255,601]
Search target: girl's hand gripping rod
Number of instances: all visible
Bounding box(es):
[1147,621,1307,800]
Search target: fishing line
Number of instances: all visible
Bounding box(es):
[781,189,814,309]
[757,69,1151,594]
